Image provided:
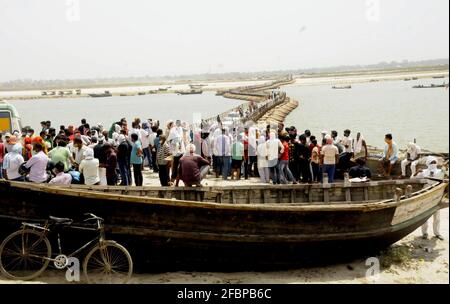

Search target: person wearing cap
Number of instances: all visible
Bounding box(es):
[23,139,49,183]
[4,133,15,153]
[175,144,210,187]
[49,162,72,185]
[412,157,445,240]
[2,140,25,181]
[79,148,100,186]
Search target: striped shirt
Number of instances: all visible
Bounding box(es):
[157,142,171,165]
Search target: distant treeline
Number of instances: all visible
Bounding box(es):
[1,58,448,91]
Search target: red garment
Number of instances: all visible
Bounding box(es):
[280,141,290,161]
[0,143,5,163]
[243,139,249,160]
[24,137,32,160]
[179,155,210,186]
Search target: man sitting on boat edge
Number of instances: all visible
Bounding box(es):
[175,144,210,187]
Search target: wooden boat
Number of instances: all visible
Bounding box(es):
[88,91,112,98]
[138,92,146,96]
[433,76,445,79]
[332,85,352,89]
[189,84,206,89]
[0,178,447,270]
[413,84,447,89]
[176,89,203,95]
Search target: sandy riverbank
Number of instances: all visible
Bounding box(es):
[290,70,449,87]
[1,208,447,284]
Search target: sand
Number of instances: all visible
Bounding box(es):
[1,171,448,285]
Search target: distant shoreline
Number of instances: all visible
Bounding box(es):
[1,66,448,100]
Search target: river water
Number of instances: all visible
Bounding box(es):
[7,78,449,152]
[284,78,449,152]
[9,92,243,131]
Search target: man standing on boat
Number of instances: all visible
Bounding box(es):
[412,157,445,240]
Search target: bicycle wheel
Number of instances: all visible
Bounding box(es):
[0,229,52,281]
[83,241,133,284]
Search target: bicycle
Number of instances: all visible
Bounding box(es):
[0,213,133,284]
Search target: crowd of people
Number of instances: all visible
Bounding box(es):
[0,117,445,188]
[0,116,445,241]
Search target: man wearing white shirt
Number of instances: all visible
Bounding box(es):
[24,142,48,183]
[413,157,445,240]
[140,122,152,170]
[401,142,422,178]
[214,128,231,180]
[49,162,72,185]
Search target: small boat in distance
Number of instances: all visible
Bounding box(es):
[433,76,445,79]
[189,84,207,89]
[332,85,352,89]
[158,87,171,92]
[88,91,112,98]
[413,83,448,89]
[176,89,203,95]
[138,92,146,96]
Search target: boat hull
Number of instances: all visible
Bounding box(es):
[0,181,446,270]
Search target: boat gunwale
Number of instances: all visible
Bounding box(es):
[2,180,447,213]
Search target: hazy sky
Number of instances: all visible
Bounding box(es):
[0,0,448,81]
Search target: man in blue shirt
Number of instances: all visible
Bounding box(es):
[130,133,143,186]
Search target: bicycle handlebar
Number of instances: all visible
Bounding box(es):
[83,213,104,223]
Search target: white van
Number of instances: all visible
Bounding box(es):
[0,101,23,134]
